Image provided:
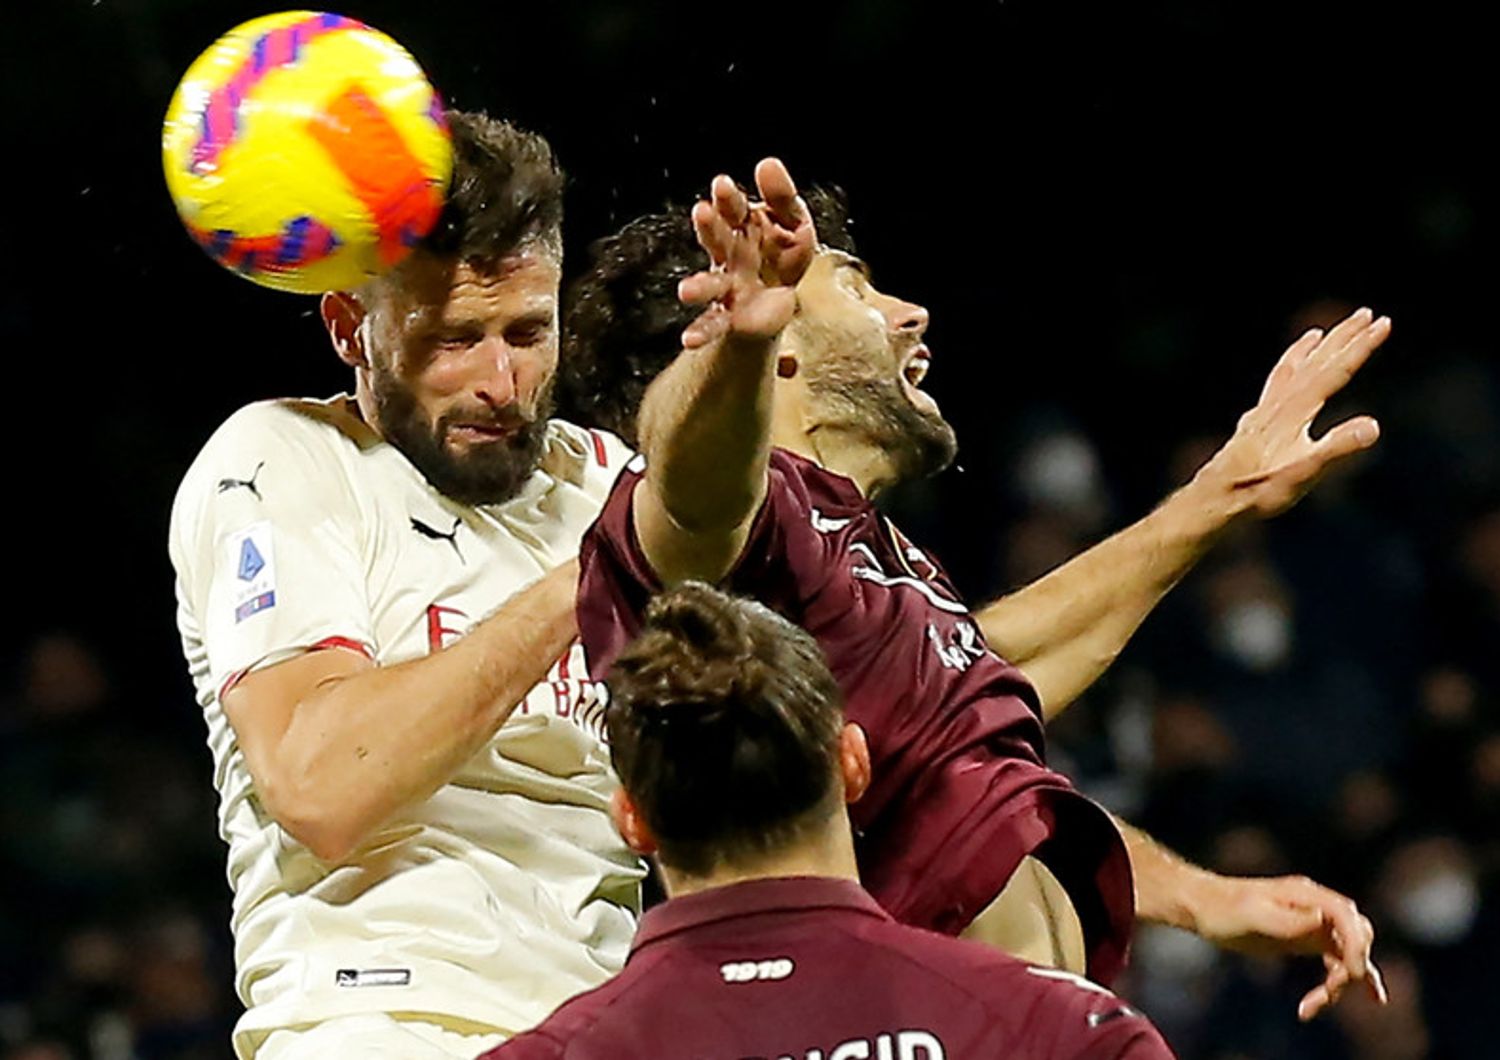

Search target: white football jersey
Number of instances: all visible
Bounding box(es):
[168,396,645,1058]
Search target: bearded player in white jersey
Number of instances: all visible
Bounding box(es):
[169,112,644,1059]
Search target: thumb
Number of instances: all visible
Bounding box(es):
[1313,415,1381,466]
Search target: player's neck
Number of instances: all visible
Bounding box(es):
[351,371,385,440]
[660,826,862,900]
[771,416,895,499]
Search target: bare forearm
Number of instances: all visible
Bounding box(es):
[639,334,776,530]
[1116,816,1220,931]
[276,564,577,857]
[978,476,1245,718]
[635,334,777,582]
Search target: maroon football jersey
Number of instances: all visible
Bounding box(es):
[577,449,1134,984]
[480,877,1172,1060]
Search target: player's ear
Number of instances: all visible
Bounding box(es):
[322,290,371,369]
[610,788,659,855]
[774,324,802,380]
[839,723,871,805]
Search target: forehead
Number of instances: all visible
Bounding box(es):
[386,250,561,327]
[814,248,868,275]
[796,249,871,299]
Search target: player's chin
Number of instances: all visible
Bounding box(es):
[899,377,942,418]
[893,413,958,482]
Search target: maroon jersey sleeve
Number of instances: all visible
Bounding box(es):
[1024,967,1176,1059]
[477,1030,564,1060]
[577,452,840,681]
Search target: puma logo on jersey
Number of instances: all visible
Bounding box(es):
[411,516,464,563]
[217,462,265,500]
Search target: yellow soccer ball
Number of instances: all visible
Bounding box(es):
[162,11,453,294]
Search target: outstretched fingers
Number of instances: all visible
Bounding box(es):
[712,174,750,228]
[755,157,803,230]
[1307,311,1391,406]
[1259,327,1325,406]
[679,270,732,306]
[692,199,733,267]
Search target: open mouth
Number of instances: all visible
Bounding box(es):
[903,346,931,388]
[899,345,939,413]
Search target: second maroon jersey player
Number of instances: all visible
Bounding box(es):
[579,447,1134,984]
[484,877,1169,1060]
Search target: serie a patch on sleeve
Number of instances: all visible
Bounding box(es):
[227,521,277,623]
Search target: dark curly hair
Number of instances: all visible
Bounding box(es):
[559,186,856,445]
[605,582,846,876]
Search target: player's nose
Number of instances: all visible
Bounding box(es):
[890,299,929,336]
[472,336,518,408]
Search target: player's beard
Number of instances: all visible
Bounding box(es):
[803,353,958,486]
[371,371,554,506]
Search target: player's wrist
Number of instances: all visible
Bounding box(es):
[1167,461,1256,543]
[1174,868,1241,939]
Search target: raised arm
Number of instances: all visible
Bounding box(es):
[633,160,816,585]
[978,308,1391,718]
[223,562,578,862]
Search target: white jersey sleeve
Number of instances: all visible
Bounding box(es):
[170,400,376,695]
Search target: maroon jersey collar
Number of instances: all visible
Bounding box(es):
[633,876,890,951]
[772,447,867,508]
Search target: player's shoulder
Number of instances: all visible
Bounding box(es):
[488,947,672,1058]
[170,396,371,541]
[979,961,1170,1058]
[859,923,1170,1058]
[542,418,635,486]
[202,395,374,457]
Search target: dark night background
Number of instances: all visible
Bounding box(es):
[3,1,1497,1057]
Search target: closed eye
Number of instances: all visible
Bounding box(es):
[431,328,482,350]
[505,320,553,347]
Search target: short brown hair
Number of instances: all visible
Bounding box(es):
[606,583,845,876]
[363,109,562,311]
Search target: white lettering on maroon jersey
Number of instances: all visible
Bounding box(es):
[772,1030,946,1060]
[720,957,795,983]
[848,543,967,616]
[810,508,853,533]
[925,620,987,672]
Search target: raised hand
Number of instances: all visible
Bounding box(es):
[678,158,816,349]
[1189,873,1388,1021]
[1196,308,1390,517]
